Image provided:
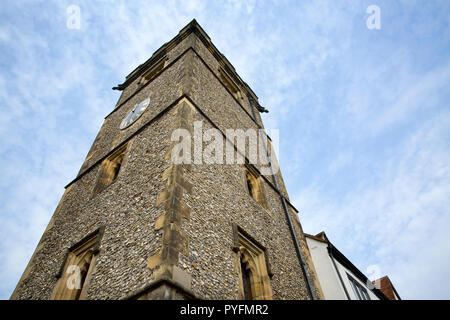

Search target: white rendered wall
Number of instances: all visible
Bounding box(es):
[306,238,348,300]
[334,260,380,300]
[306,237,381,300]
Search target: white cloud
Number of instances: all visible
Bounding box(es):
[372,61,450,134]
[1,0,449,300]
[295,113,450,299]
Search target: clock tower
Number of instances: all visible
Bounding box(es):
[10,20,323,300]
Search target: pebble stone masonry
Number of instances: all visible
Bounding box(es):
[10,20,324,300]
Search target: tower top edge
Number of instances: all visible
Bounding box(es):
[117,19,258,100]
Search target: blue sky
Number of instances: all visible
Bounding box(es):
[0,0,449,299]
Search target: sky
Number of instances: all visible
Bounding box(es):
[0,0,449,300]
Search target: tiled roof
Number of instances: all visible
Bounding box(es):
[373,275,401,300]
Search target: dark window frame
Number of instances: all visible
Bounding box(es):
[347,273,370,300]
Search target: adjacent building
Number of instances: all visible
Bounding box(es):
[305,232,398,300]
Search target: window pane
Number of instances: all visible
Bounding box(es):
[362,288,370,300]
[352,280,362,300]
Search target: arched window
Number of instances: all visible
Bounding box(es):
[246,172,256,200]
[244,165,268,210]
[219,67,243,101]
[51,229,102,300]
[240,259,253,300]
[233,225,273,300]
[93,143,128,195]
[139,57,168,86]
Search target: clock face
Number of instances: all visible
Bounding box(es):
[120,98,150,130]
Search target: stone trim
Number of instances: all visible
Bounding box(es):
[104,47,192,120]
[105,46,263,133]
[219,67,243,101]
[147,100,194,287]
[138,56,169,87]
[51,226,105,300]
[232,223,273,278]
[116,20,255,99]
[55,226,105,279]
[91,142,129,197]
[232,223,273,299]
[121,276,199,300]
[243,164,269,212]
[190,48,264,128]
